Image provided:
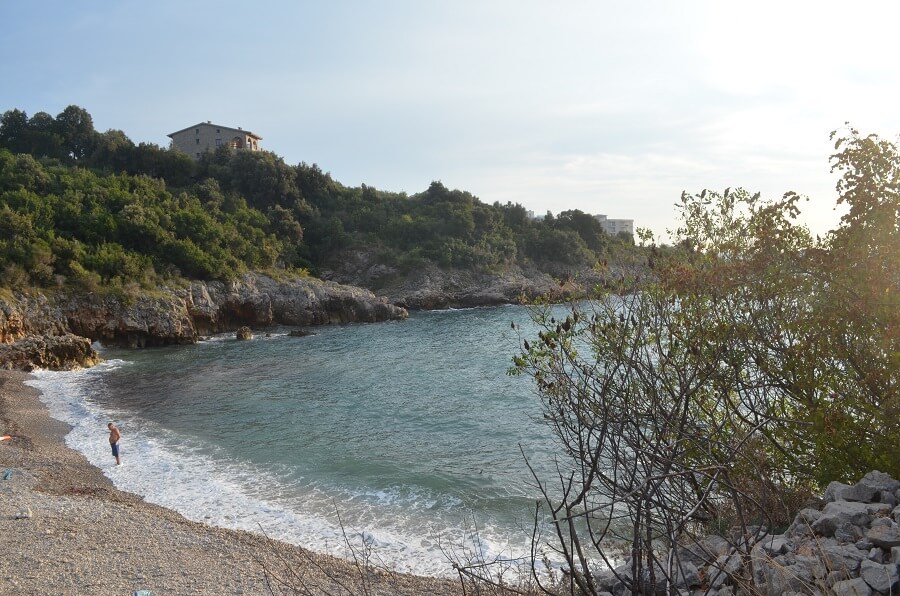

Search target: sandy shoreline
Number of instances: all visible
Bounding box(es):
[0,370,462,595]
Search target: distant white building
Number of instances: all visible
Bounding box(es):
[594,214,634,236]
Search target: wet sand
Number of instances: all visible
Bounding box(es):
[0,370,463,595]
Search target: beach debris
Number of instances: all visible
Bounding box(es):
[15,506,32,519]
[2,468,12,480]
[0,435,11,441]
[135,590,153,596]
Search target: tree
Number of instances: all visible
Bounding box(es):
[88,129,135,172]
[554,209,608,255]
[27,111,63,158]
[228,150,300,211]
[802,126,900,481]
[54,105,97,161]
[0,109,30,153]
[267,204,304,243]
[502,129,899,594]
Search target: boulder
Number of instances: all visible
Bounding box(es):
[857,471,900,495]
[859,558,899,593]
[812,501,886,538]
[756,552,814,595]
[707,554,742,590]
[235,326,252,341]
[0,333,100,371]
[867,524,900,549]
[675,534,731,567]
[674,561,700,589]
[825,481,853,503]
[758,534,791,556]
[831,577,873,596]
[786,508,822,538]
[817,543,865,574]
[843,482,879,503]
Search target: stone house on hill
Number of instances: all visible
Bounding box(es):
[168,121,262,159]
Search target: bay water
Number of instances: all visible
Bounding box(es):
[27,305,562,577]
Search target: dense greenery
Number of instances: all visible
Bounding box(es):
[0,105,636,289]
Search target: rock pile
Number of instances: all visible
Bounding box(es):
[592,471,900,595]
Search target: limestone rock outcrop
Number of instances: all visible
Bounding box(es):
[0,333,100,371]
[320,251,627,309]
[0,272,407,370]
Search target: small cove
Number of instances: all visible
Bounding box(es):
[28,305,562,577]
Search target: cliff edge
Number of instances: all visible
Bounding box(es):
[0,272,407,370]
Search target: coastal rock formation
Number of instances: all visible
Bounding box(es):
[0,333,100,371]
[191,273,407,332]
[235,326,252,340]
[64,291,196,348]
[591,471,900,595]
[0,291,68,340]
[0,272,407,370]
[321,251,621,309]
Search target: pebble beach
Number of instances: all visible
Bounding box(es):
[0,370,462,595]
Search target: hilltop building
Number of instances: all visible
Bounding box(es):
[594,214,634,236]
[168,121,262,159]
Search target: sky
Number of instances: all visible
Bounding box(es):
[3,1,899,239]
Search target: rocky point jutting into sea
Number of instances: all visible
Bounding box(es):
[0,256,635,372]
[320,250,620,310]
[0,272,407,371]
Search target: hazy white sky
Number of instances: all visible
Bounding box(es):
[3,1,898,237]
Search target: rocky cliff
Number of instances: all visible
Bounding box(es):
[320,251,628,309]
[0,273,407,370]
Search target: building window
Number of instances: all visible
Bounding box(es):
[195,129,199,134]
[216,129,220,133]
[215,138,222,146]
[196,138,200,144]
[196,152,201,158]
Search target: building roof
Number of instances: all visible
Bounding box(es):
[167,121,262,140]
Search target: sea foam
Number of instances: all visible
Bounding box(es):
[26,366,534,578]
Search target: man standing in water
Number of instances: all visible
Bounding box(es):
[108,422,121,465]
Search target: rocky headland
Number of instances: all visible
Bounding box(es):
[0,257,636,370]
[321,251,628,310]
[0,272,407,371]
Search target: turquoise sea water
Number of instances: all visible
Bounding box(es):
[28,305,561,577]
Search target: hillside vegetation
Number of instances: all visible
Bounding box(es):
[0,105,639,292]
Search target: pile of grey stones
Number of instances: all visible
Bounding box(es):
[592,471,900,595]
